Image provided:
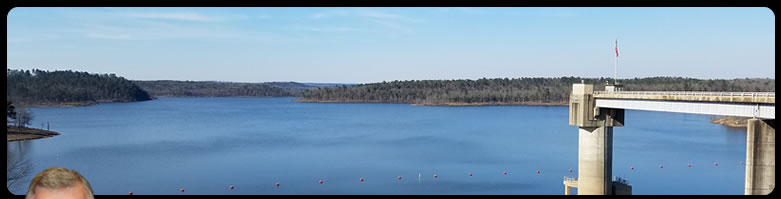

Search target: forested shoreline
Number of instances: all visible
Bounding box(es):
[300,77,775,106]
[7,69,775,109]
[7,69,153,107]
[6,69,332,107]
[132,80,316,98]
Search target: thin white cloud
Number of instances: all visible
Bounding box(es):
[368,19,412,33]
[311,9,421,33]
[312,10,349,19]
[80,21,274,42]
[47,9,274,42]
[357,10,403,20]
[120,11,223,22]
[298,27,374,33]
[356,9,423,23]
[86,32,136,40]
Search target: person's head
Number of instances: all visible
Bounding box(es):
[25,167,94,199]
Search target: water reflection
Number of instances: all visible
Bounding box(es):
[7,141,33,193]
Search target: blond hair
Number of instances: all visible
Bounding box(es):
[25,167,94,199]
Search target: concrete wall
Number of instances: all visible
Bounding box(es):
[577,126,613,195]
[745,119,775,195]
[570,84,624,195]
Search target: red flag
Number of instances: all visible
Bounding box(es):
[615,40,619,57]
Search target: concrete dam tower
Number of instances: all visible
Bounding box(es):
[566,83,631,195]
[564,82,774,195]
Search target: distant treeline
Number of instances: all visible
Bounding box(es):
[300,77,775,106]
[132,80,316,97]
[7,69,152,106]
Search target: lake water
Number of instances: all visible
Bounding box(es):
[8,97,747,195]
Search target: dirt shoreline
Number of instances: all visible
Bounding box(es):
[7,127,60,142]
[15,99,155,108]
[295,99,568,106]
[710,116,751,128]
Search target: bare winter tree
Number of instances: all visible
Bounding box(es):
[14,106,33,128]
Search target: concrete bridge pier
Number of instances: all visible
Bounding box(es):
[745,119,775,195]
[569,83,625,195]
[577,124,613,195]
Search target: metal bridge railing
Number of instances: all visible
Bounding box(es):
[593,91,775,98]
[612,176,628,184]
[563,176,578,182]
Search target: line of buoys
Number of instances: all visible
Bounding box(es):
[173,161,741,193]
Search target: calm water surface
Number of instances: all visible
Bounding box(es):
[8,97,746,195]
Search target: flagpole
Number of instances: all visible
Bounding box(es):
[614,40,618,85]
[614,50,617,85]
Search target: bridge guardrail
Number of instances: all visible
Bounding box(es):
[593,91,775,98]
[563,176,577,182]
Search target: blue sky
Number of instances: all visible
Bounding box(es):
[6,7,775,83]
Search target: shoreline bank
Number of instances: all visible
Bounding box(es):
[710,116,750,128]
[7,127,60,142]
[295,98,568,106]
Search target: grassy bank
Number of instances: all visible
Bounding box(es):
[7,126,60,142]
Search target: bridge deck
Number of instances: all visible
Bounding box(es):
[590,91,775,119]
[593,91,774,104]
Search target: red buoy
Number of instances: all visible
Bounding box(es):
[180,189,184,192]
[631,166,634,171]
[434,174,438,179]
[536,170,540,174]
[229,185,234,190]
[740,161,744,165]
[714,162,718,166]
[275,183,280,187]
[398,176,402,180]
[688,164,692,168]
[569,169,573,173]
[319,180,323,184]
[129,192,133,195]
[503,171,507,175]
[660,165,663,168]
[468,172,472,176]
[360,178,364,182]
